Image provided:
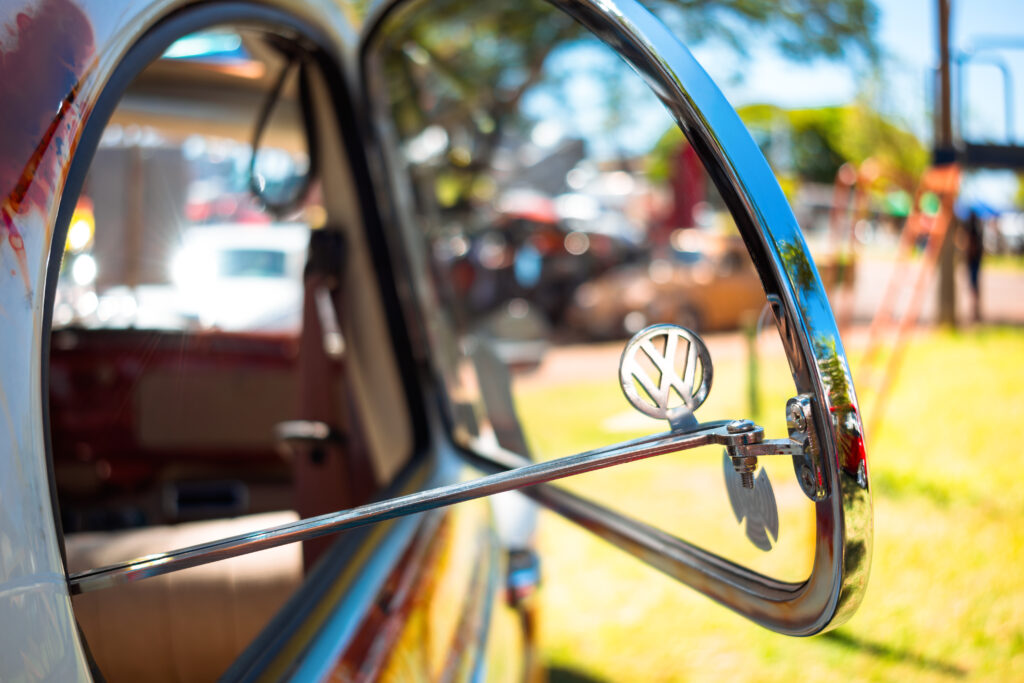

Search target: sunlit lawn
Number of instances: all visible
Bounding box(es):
[983,253,1024,273]
[519,326,1024,681]
[858,243,1024,273]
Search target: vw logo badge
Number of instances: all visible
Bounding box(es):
[619,324,712,430]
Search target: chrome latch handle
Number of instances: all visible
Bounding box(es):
[721,394,826,500]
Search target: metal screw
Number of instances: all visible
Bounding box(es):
[731,454,758,489]
[727,419,756,434]
[799,464,815,491]
[787,402,807,433]
[727,421,758,488]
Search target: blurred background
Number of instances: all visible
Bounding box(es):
[52,0,1024,680]
[515,1,1024,681]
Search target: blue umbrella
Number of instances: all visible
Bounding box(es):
[955,199,1001,220]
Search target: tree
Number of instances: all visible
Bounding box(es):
[369,0,881,211]
[647,101,927,211]
[653,0,879,63]
[736,102,929,191]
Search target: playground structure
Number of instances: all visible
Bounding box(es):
[822,159,879,331]
[855,165,961,437]
[821,157,961,437]
[849,8,1024,438]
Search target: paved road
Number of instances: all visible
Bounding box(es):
[515,253,1024,392]
[843,253,1024,326]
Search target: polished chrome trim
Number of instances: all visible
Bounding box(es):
[223,455,441,682]
[283,507,446,682]
[67,421,756,595]
[546,0,872,635]
[356,0,870,636]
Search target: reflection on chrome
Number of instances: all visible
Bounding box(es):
[69,419,770,594]
[540,0,872,634]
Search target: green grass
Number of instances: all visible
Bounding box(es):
[518,326,1024,681]
[856,243,1024,273]
[985,253,1024,274]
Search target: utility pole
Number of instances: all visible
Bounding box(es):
[936,0,958,327]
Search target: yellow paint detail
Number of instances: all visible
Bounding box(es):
[377,493,492,681]
[426,496,481,677]
[256,466,430,682]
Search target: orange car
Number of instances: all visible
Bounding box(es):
[567,231,765,337]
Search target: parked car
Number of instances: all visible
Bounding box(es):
[0,0,871,680]
[443,217,639,325]
[171,223,308,331]
[566,231,765,338]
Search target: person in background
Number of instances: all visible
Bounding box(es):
[964,209,984,323]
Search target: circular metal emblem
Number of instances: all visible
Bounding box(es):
[619,324,713,426]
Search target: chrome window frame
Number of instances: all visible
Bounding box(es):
[38,1,434,674]
[358,0,872,635]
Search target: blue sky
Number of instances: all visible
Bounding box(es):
[686,0,1024,205]
[521,0,1024,205]
[693,1,1024,134]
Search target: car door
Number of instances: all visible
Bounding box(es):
[1,2,518,681]
[0,0,870,680]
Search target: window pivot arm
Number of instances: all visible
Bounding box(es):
[68,418,772,595]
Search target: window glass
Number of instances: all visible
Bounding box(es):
[53,30,317,534]
[51,28,383,681]
[54,36,312,334]
[367,0,816,581]
[219,249,287,277]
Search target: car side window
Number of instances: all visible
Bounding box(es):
[366,0,817,581]
[50,27,406,681]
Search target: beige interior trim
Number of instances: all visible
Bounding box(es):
[306,66,412,484]
[67,512,302,683]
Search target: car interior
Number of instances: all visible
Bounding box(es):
[48,2,833,677]
[50,25,413,681]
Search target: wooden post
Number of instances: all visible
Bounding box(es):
[936,0,958,327]
[744,311,760,422]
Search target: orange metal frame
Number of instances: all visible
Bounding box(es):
[858,164,961,437]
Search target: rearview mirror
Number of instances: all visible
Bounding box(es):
[247,47,317,216]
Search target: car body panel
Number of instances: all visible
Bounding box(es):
[1,3,525,679]
[0,1,377,679]
[0,0,870,678]
[1,2,99,676]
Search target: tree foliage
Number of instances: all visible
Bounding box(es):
[356,0,880,63]
[369,0,883,209]
[653,0,879,63]
[737,102,929,190]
